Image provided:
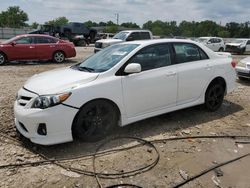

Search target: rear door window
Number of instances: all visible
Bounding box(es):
[140,32,150,39]
[35,37,57,44]
[173,43,208,63]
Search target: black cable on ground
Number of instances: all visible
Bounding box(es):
[0,134,250,171]
[92,137,160,188]
[0,133,250,187]
[105,184,142,188]
[173,152,250,188]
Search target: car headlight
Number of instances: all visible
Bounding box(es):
[32,92,71,109]
[102,43,110,48]
[247,64,250,69]
[239,44,244,48]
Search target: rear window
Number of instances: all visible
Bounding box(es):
[173,43,209,63]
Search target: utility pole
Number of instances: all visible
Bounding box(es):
[115,13,119,25]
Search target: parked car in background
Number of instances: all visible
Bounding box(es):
[0,34,76,65]
[94,30,153,52]
[14,39,236,145]
[225,39,250,54]
[197,37,225,52]
[236,56,250,79]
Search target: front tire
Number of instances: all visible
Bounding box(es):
[218,47,224,52]
[72,100,119,142]
[53,51,65,63]
[0,52,7,65]
[205,83,225,112]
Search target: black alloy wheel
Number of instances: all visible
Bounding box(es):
[72,100,119,142]
[205,83,225,111]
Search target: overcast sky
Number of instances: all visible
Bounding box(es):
[0,0,249,26]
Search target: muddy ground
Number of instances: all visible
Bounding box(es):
[0,47,250,188]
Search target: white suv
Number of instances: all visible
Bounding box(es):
[197,37,225,52]
[14,39,236,145]
[94,30,153,53]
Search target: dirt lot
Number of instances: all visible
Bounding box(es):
[0,47,250,188]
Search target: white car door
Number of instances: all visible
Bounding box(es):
[205,39,214,51]
[121,43,177,118]
[245,40,250,52]
[173,43,213,105]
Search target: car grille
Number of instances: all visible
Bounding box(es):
[95,42,102,48]
[17,95,32,106]
[237,71,250,78]
[19,122,28,132]
[225,45,239,51]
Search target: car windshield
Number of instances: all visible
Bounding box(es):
[197,38,208,43]
[231,39,246,44]
[74,43,139,73]
[113,32,129,40]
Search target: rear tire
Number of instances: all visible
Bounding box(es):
[205,83,225,112]
[77,40,87,47]
[72,100,119,142]
[53,51,65,63]
[0,52,7,65]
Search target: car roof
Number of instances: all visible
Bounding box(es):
[124,38,195,45]
[16,34,56,38]
[120,30,151,33]
[199,37,222,39]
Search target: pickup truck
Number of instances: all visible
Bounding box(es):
[94,30,153,53]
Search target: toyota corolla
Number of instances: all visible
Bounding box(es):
[14,39,236,145]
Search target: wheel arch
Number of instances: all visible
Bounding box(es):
[205,76,227,96]
[52,50,66,59]
[0,51,8,61]
[71,98,122,136]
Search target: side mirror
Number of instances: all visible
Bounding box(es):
[124,63,141,74]
[207,41,212,44]
[11,41,16,46]
[126,36,133,41]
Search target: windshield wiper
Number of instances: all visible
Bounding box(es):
[77,66,95,72]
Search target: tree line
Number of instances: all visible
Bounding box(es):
[1,6,250,38]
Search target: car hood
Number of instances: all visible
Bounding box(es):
[226,43,242,46]
[96,38,123,44]
[241,56,250,64]
[24,67,99,95]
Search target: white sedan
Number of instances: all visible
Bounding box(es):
[236,56,250,79]
[14,39,236,145]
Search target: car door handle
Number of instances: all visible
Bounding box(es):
[50,45,55,48]
[29,46,35,49]
[166,71,176,77]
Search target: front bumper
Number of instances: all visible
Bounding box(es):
[236,67,250,79]
[225,46,243,53]
[14,88,78,145]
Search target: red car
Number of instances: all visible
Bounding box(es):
[0,34,76,65]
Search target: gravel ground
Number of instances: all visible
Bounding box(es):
[0,47,250,188]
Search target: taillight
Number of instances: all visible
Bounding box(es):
[231,60,237,68]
